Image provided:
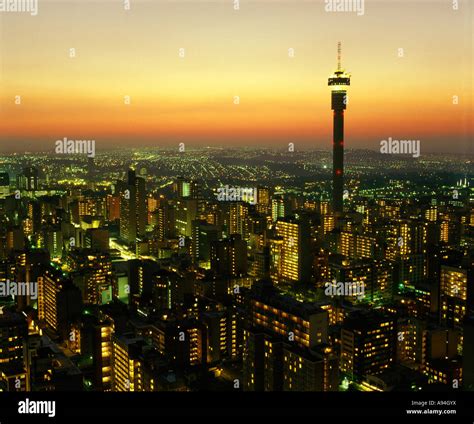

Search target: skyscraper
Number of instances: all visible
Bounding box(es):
[328,42,350,214]
[175,177,203,212]
[227,202,249,240]
[274,216,311,284]
[119,180,137,244]
[118,169,146,244]
[129,170,147,238]
[175,198,198,238]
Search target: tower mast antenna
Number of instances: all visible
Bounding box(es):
[337,41,341,71]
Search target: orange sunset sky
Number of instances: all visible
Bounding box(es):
[0,0,472,153]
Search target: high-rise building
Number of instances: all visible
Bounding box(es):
[41,225,63,259]
[424,358,462,387]
[339,231,378,260]
[246,280,328,349]
[38,267,83,338]
[327,256,393,303]
[0,172,10,199]
[271,197,286,222]
[176,177,201,200]
[210,234,247,277]
[175,177,203,213]
[156,200,174,240]
[243,337,339,392]
[423,327,460,364]
[106,194,121,222]
[249,247,270,280]
[118,169,146,244]
[385,219,427,261]
[274,216,311,283]
[282,345,338,391]
[6,226,25,253]
[126,169,147,238]
[269,235,284,282]
[78,312,114,391]
[175,198,198,238]
[147,196,159,225]
[151,269,189,310]
[202,305,241,363]
[242,281,333,392]
[69,250,113,305]
[133,173,147,238]
[18,167,39,191]
[26,201,41,235]
[119,180,136,244]
[328,42,350,214]
[191,219,220,266]
[112,334,145,391]
[340,311,396,380]
[256,186,271,215]
[226,202,249,240]
[440,264,469,329]
[149,318,207,368]
[0,308,29,391]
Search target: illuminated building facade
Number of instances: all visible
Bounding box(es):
[340,311,396,381]
[274,217,311,284]
[112,334,144,392]
[38,267,83,338]
[440,264,469,329]
[0,309,29,391]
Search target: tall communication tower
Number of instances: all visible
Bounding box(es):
[328,42,351,214]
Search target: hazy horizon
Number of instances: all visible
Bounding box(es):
[0,0,472,154]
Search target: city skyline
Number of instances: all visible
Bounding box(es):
[0,0,473,419]
[0,0,472,153]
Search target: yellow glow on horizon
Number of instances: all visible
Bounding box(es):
[0,0,471,151]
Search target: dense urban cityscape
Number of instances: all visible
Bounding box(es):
[0,145,472,394]
[0,1,472,419]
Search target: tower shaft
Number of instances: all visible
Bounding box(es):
[332,108,344,213]
[328,43,350,214]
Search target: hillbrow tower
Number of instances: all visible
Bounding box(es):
[328,42,351,214]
